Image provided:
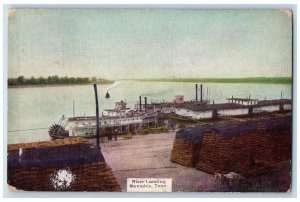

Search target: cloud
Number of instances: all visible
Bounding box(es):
[8,9,16,17]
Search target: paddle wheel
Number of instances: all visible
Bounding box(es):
[48,115,69,140]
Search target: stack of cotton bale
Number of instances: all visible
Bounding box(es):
[195,116,292,174]
[7,137,121,191]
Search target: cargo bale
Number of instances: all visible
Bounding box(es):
[170,126,214,167]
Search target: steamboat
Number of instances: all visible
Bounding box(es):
[48,84,292,140]
[48,98,158,140]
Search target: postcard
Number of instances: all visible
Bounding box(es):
[7,8,292,192]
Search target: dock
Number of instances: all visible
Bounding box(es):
[99,131,291,192]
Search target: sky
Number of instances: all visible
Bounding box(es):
[8,9,292,80]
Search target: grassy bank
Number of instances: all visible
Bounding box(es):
[133,77,292,84]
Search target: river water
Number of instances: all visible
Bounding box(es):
[7,80,291,144]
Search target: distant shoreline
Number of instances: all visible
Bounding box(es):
[8,76,114,88]
[130,77,292,84]
[7,77,292,88]
[8,83,113,88]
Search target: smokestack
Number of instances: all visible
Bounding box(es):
[200,84,203,102]
[195,84,198,101]
[73,100,75,118]
[144,97,147,112]
[139,96,142,112]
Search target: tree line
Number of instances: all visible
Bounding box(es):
[8,76,113,86]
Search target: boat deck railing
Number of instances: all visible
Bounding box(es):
[67,118,156,129]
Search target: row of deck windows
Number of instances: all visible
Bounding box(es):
[75,117,142,125]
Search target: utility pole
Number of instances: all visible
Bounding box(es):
[93,84,101,149]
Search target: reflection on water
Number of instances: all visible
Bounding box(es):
[8,81,291,144]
